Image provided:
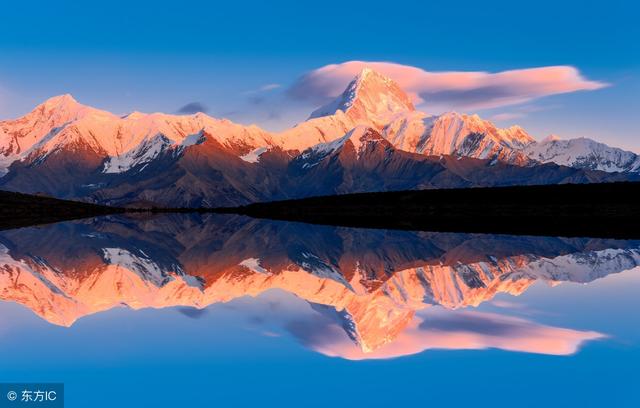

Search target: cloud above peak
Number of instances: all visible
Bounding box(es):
[288,61,607,111]
[176,102,209,114]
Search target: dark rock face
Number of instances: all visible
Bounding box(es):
[1,127,638,208]
[1,139,108,198]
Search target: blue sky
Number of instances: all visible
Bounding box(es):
[0,0,638,150]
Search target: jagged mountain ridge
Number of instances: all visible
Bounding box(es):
[382,111,535,165]
[524,136,640,173]
[1,95,275,173]
[1,69,638,206]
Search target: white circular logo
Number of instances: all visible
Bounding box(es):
[6,391,17,401]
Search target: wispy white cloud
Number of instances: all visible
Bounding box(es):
[242,83,282,95]
[490,104,563,122]
[491,112,527,121]
[259,83,281,92]
[287,61,607,111]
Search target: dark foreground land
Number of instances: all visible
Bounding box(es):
[2,182,640,238]
[226,182,640,239]
[0,190,125,230]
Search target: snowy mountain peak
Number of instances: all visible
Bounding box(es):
[309,125,380,155]
[507,124,527,133]
[343,125,384,151]
[123,111,147,120]
[41,93,77,108]
[35,94,95,118]
[43,93,77,104]
[0,94,113,168]
[524,136,640,172]
[379,109,536,165]
[358,67,375,77]
[308,68,415,126]
[295,126,384,170]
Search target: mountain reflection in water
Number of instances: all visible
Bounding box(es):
[1,213,638,360]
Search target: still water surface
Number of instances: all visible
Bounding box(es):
[1,214,639,407]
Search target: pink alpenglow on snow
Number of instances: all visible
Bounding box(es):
[289,61,608,111]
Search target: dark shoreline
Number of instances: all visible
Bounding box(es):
[0,190,126,231]
[2,182,640,238]
[222,182,640,239]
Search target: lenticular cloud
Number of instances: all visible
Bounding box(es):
[288,61,607,111]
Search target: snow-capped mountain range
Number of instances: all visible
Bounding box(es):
[524,135,640,173]
[1,68,638,206]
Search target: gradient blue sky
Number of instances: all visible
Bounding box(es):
[0,0,638,150]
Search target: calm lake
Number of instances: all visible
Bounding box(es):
[1,214,639,407]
